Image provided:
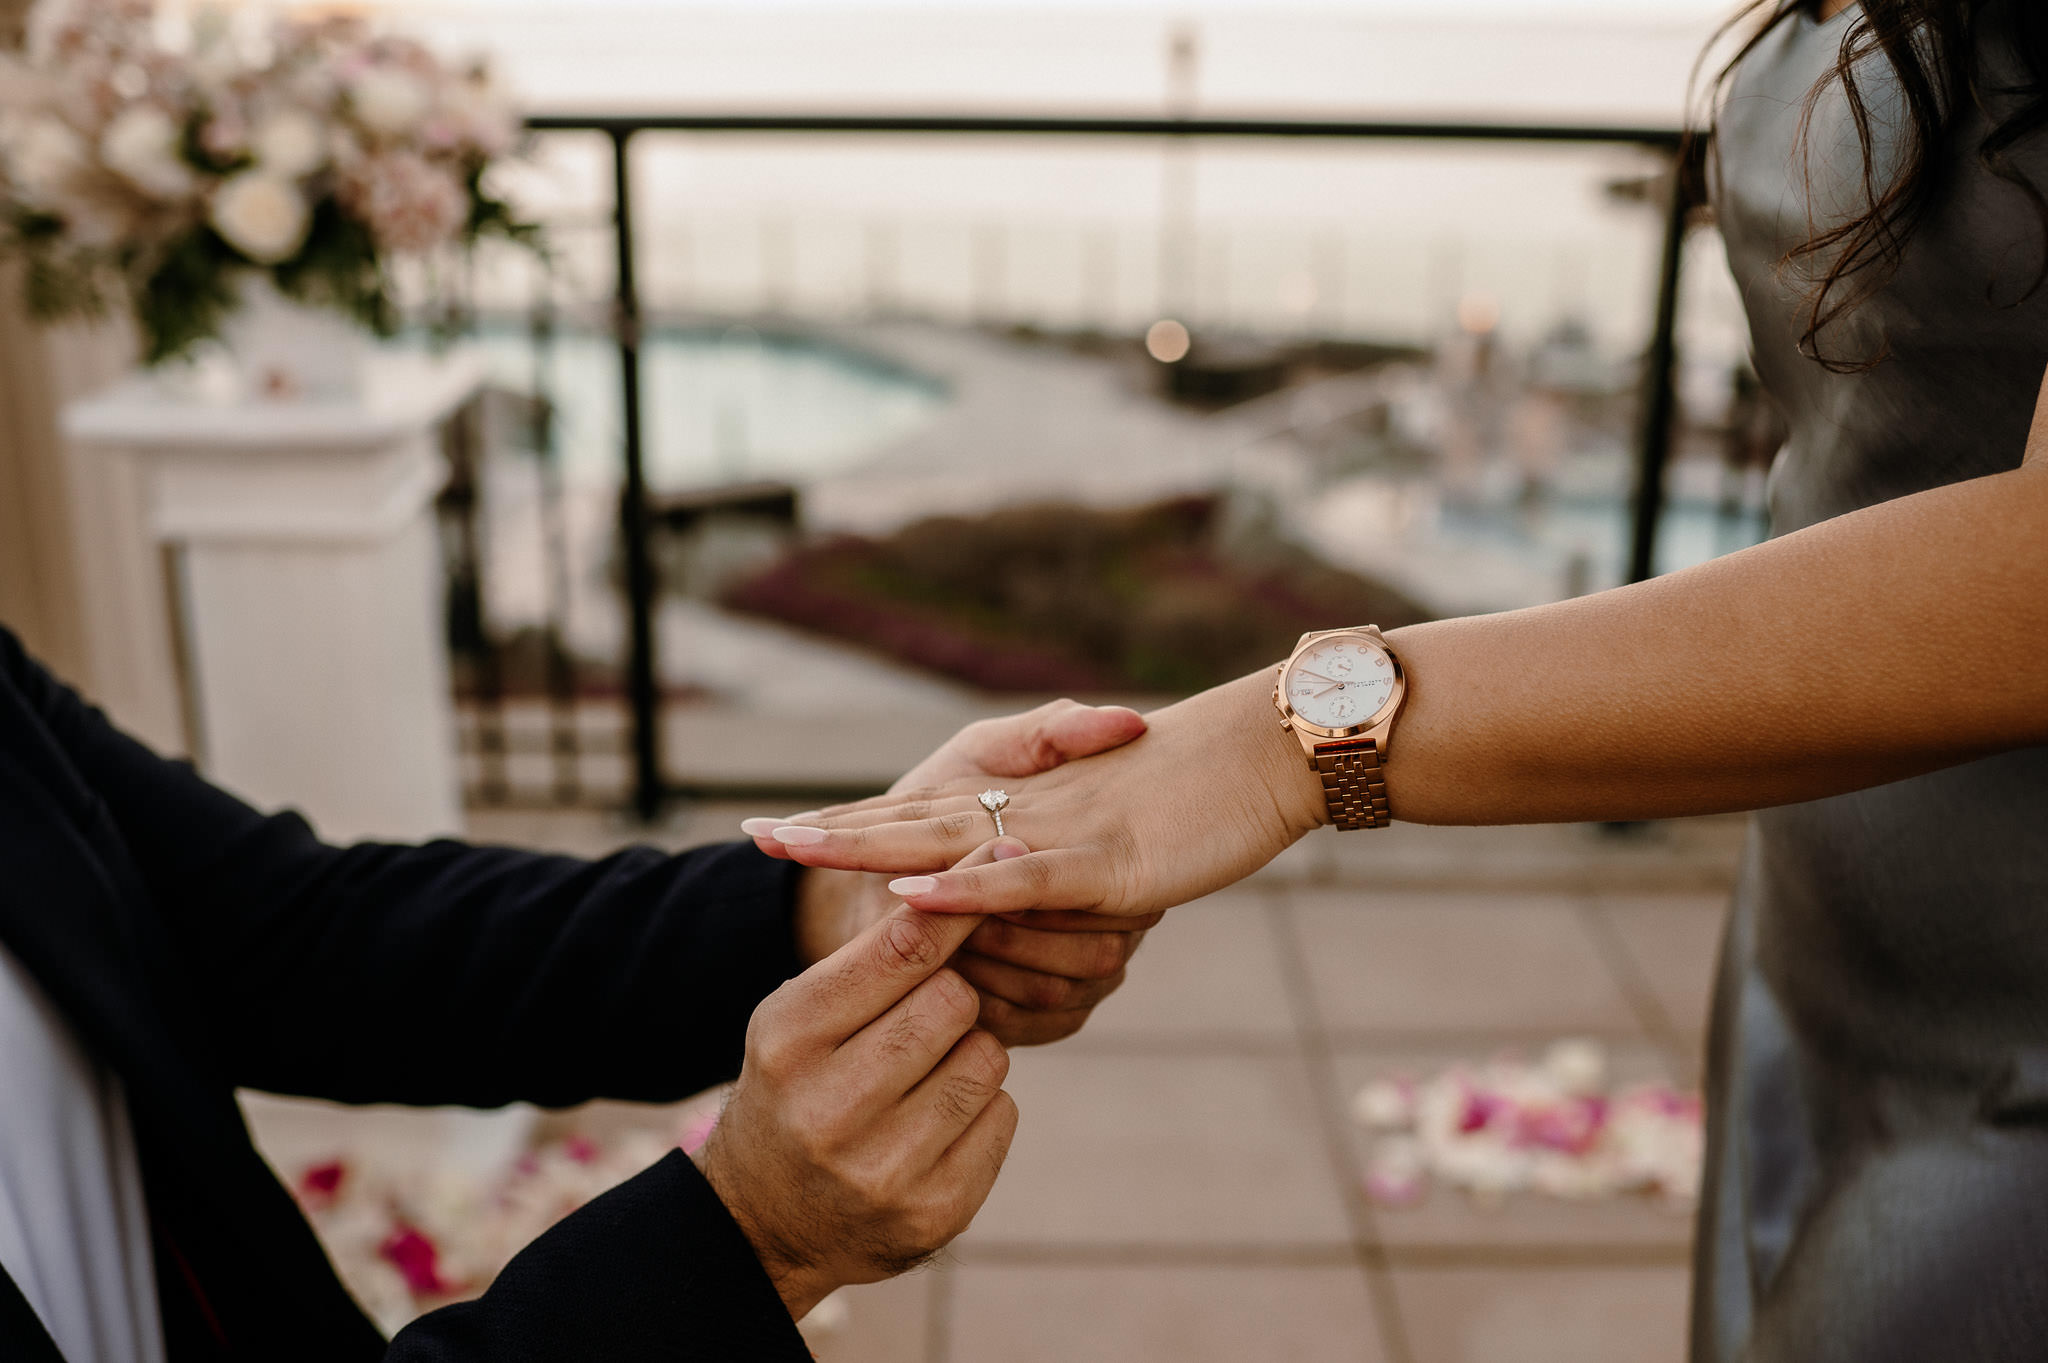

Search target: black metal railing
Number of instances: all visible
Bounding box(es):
[517,111,1701,821]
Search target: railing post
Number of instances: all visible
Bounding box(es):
[1626,148,1694,585]
[610,126,664,822]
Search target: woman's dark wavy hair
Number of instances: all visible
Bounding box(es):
[1703,0,2048,371]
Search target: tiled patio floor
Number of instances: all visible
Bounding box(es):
[454,805,1740,1363]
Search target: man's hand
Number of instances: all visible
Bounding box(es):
[765,701,1161,1046]
[694,849,1017,1322]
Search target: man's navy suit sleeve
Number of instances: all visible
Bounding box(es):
[387,1151,810,1361]
[2,625,806,1107]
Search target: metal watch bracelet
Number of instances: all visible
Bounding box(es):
[1311,736,1391,830]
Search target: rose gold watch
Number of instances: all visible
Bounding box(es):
[1273,625,1408,830]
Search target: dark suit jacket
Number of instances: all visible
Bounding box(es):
[0,626,813,1361]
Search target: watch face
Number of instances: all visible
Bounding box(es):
[1282,633,1397,731]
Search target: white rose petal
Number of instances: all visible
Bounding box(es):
[1351,1077,1416,1131]
[252,109,328,178]
[1,114,89,205]
[100,105,196,201]
[210,172,310,264]
[350,69,430,139]
[1542,1038,1607,1096]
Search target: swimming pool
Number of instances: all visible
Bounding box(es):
[469,323,948,491]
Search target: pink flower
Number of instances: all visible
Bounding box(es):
[336,149,467,253]
[200,114,248,161]
[562,1135,600,1165]
[379,1224,455,1297]
[1457,1088,1506,1134]
[1514,1096,1608,1155]
[296,1159,348,1209]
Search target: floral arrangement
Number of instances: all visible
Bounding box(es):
[1352,1039,1703,1211]
[0,0,532,363]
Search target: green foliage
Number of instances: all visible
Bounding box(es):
[9,212,112,323]
[272,200,397,339]
[133,228,240,365]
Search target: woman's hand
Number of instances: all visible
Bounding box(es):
[747,670,1330,920]
[792,840,1161,1044]
[776,699,1164,1040]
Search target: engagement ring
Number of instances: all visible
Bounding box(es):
[977,789,1010,838]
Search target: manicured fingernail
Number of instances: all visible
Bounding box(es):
[787,811,822,823]
[772,826,827,847]
[992,839,1029,860]
[889,876,939,897]
[740,818,783,837]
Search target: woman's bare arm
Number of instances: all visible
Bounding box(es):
[1382,411,2048,824]
[745,367,2048,917]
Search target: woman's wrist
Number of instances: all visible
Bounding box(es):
[1165,667,1331,837]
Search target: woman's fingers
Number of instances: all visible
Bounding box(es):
[951,949,1126,1016]
[962,915,1146,981]
[974,993,1096,1047]
[888,847,1118,916]
[993,908,1165,933]
[744,778,981,834]
[790,795,987,837]
[760,811,993,874]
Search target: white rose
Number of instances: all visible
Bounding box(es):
[100,105,197,201]
[349,69,430,139]
[441,76,517,158]
[252,109,328,178]
[210,172,310,264]
[1,114,89,206]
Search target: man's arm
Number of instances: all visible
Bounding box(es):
[3,630,1162,1102]
[1,625,801,1106]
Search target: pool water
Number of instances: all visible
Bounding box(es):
[469,324,948,491]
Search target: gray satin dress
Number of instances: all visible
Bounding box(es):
[1696,8,2048,1361]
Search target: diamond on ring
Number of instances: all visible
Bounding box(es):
[978,788,1010,837]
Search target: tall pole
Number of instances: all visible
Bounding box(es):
[1157,23,1200,322]
[1626,150,1693,585]
[611,127,663,822]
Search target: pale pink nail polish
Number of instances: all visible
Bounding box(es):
[740,818,782,837]
[889,876,939,897]
[772,825,828,847]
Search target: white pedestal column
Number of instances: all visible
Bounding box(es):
[63,351,485,843]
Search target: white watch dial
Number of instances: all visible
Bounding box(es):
[1283,635,1395,730]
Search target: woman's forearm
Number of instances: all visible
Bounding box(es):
[747,388,2048,918]
[1343,458,2048,825]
